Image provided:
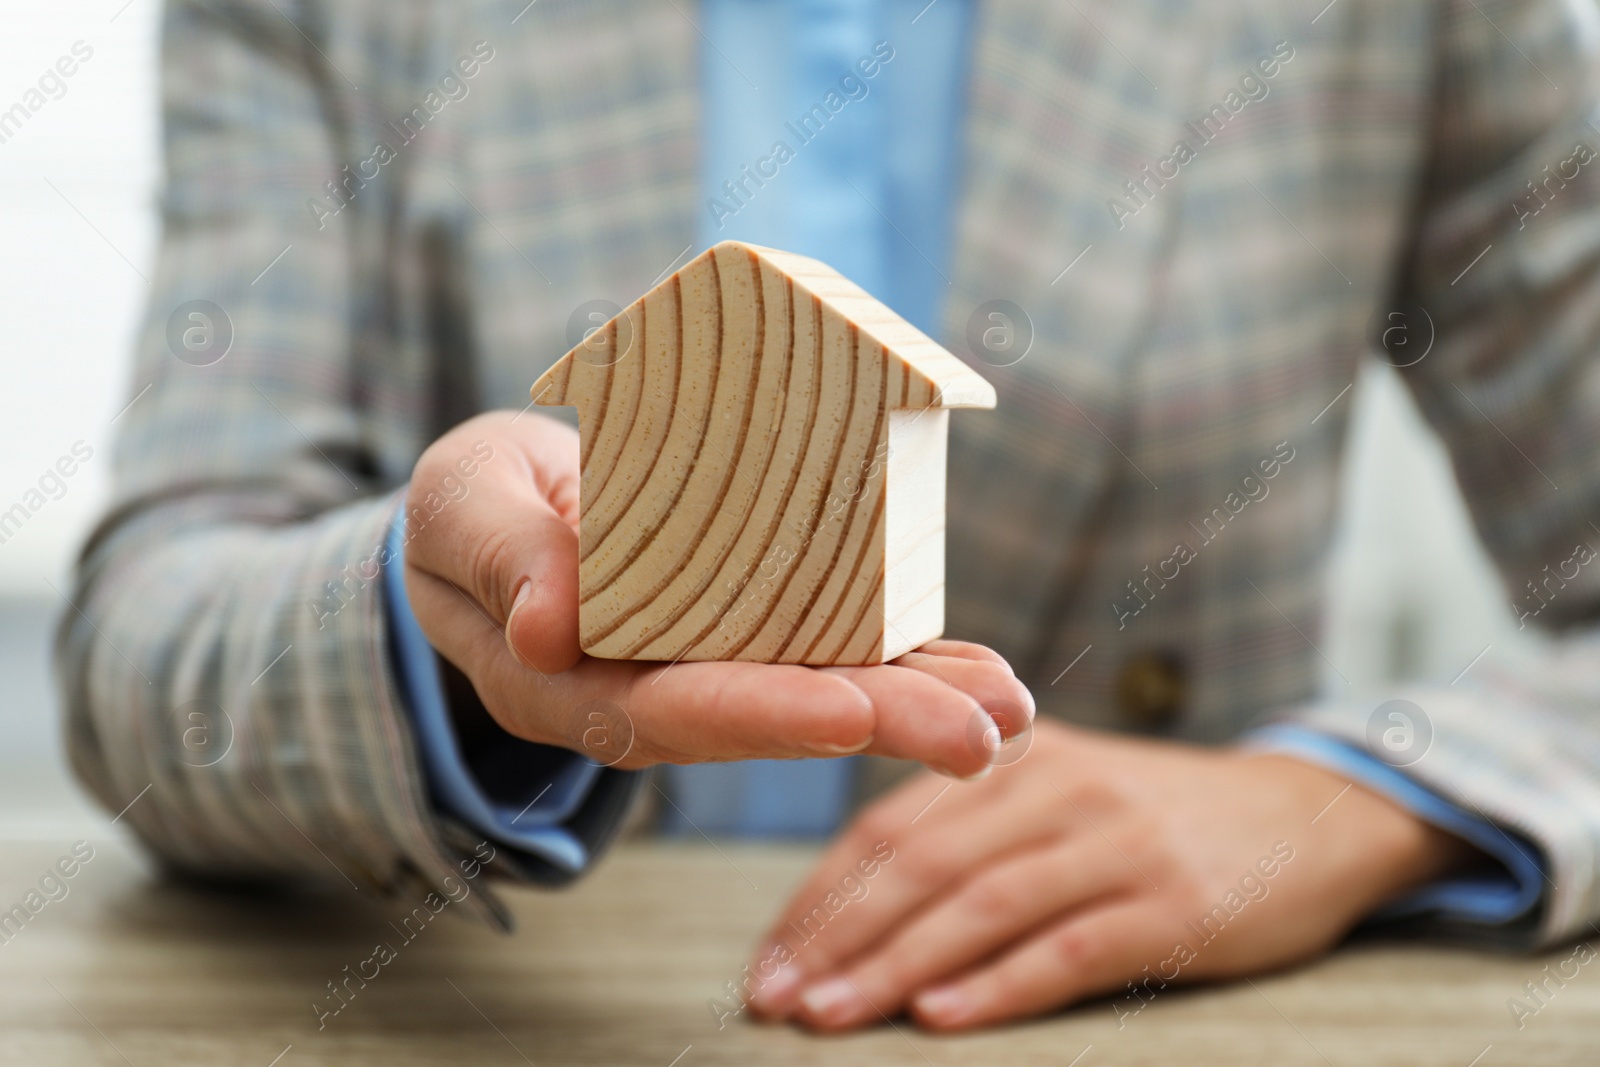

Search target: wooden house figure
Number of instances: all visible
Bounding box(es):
[532,240,995,665]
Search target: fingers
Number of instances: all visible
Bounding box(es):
[819,662,983,776]
[792,839,1130,1030]
[400,598,877,764]
[903,640,1015,673]
[911,899,1161,1030]
[615,660,878,763]
[820,660,1009,780]
[747,784,1070,1015]
[614,648,1029,771]
[887,648,1034,725]
[745,780,967,991]
[883,650,1035,770]
[410,566,1036,769]
[621,655,1017,767]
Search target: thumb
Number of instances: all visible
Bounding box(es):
[502,509,582,673]
[403,426,583,675]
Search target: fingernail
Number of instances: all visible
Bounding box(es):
[914,985,974,1027]
[504,579,533,664]
[799,977,864,1026]
[508,578,532,621]
[804,737,873,755]
[935,762,992,782]
[746,960,801,1013]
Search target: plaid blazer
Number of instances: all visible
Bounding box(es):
[58,0,1600,941]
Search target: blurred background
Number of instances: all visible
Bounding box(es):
[0,2,1537,842]
[2,3,158,841]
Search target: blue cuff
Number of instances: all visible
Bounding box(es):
[382,504,601,873]
[1245,724,1546,926]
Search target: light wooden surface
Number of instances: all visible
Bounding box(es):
[533,241,994,666]
[2,837,1596,1066]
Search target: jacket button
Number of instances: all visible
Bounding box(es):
[1115,651,1186,731]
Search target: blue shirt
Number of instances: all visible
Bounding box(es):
[382,0,1543,927]
[662,0,974,836]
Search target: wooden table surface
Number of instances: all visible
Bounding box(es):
[2,837,1596,1066]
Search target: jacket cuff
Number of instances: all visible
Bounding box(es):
[1244,664,1600,948]
[380,502,640,880]
[1244,724,1546,930]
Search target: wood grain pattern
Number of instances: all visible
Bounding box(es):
[533,240,995,665]
[4,838,1590,1067]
